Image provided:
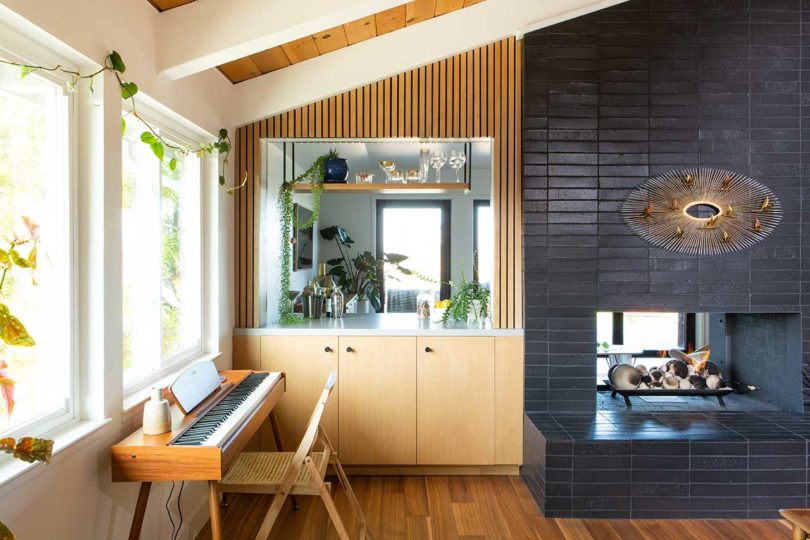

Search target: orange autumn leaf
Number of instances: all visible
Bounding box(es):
[0,436,53,464]
[0,362,13,418]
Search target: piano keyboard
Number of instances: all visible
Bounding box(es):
[172,372,277,447]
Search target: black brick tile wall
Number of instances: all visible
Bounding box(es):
[522,0,810,413]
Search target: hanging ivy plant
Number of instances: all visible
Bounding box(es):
[276,156,327,324]
[0,51,245,194]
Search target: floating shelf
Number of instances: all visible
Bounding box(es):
[293,182,470,194]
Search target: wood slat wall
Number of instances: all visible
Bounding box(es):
[233,37,523,329]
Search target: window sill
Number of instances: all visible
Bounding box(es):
[122,351,222,416]
[0,417,112,497]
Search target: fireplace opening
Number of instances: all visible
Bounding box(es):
[596,312,802,412]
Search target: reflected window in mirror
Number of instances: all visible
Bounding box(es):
[293,204,314,271]
[375,200,450,312]
[473,200,493,290]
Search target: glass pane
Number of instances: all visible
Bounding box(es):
[160,151,201,360]
[623,312,681,351]
[596,312,613,347]
[381,206,442,311]
[122,115,202,386]
[0,62,70,432]
[475,204,493,289]
[122,117,160,384]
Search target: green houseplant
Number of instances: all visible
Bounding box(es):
[440,265,490,324]
[319,225,413,312]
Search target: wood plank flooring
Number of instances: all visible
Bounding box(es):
[196,475,793,539]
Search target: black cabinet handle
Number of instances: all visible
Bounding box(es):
[324,346,332,353]
[424,346,433,353]
[346,346,354,353]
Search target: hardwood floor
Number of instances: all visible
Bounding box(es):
[196,475,793,539]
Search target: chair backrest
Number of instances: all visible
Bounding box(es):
[290,369,337,460]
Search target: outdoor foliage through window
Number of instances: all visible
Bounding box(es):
[0,60,71,434]
[122,115,201,386]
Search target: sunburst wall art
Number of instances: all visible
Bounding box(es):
[621,168,782,256]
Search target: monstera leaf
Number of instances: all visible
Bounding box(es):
[0,305,34,347]
[319,225,354,247]
[0,436,54,464]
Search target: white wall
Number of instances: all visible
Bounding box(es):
[0,2,234,539]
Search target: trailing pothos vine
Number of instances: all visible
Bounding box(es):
[0,51,246,194]
[277,156,327,324]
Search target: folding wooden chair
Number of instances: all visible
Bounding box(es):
[219,370,370,540]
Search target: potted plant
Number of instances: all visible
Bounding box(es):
[320,225,413,312]
[440,266,491,325]
[323,148,349,184]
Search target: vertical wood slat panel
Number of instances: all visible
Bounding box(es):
[514,38,523,329]
[233,38,523,329]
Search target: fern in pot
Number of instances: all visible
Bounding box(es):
[440,266,491,325]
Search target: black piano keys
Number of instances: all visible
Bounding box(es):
[172,372,269,446]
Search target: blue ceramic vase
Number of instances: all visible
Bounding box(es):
[324,158,349,183]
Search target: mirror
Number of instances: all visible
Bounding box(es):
[264,139,493,316]
[293,204,314,271]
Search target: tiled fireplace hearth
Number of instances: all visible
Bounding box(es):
[523,412,810,519]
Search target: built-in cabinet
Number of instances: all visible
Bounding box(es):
[338,337,417,465]
[416,337,495,465]
[233,332,524,468]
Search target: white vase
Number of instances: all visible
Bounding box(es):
[143,387,171,435]
[356,299,371,314]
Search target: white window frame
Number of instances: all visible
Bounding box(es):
[121,104,208,396]
[0,43,79,440]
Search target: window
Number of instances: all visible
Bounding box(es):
[375,200,450,312]
[473,200,493,288]
[597,312,686,353]
[122,115,202,389]
[0,56,73,436]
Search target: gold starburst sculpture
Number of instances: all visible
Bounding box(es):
[622,168,782,256]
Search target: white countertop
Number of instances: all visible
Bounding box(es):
[234,313,523,336]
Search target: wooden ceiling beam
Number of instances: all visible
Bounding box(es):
[156,0,410,79]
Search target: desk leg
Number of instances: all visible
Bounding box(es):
[268,411,299,511]
[128,482,151,540]
[209,481,223,540]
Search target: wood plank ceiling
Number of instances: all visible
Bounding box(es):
[216,0,485,83]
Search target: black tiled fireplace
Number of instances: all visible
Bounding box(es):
[520,0,810,519]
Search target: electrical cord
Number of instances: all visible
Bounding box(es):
[173,481,185,540]
[165,481,177,539]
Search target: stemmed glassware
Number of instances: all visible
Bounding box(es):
[449,150,467,183]
[429,151,447,183]
[379,160,395,183]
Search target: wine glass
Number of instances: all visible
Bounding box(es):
[379,160,395,183]
[429,151,447,183]
[449,150,467,183]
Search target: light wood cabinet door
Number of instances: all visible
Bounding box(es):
[339,336,417,465]
[495,336,524,465]
[417,336,495,465]
[259,335,339,452]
